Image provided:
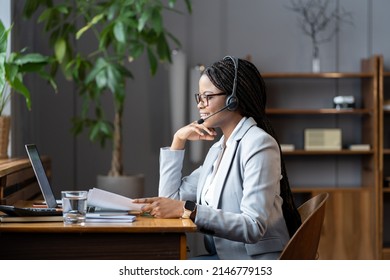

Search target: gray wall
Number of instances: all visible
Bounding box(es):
[10,0,390,198]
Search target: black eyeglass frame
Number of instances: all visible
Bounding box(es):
[194,92,226,106]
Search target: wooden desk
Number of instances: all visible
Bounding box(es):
[0,216,197,260]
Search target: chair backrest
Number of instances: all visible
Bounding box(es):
[279,192,329,260]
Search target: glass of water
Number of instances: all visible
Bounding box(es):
[61,190,88,225]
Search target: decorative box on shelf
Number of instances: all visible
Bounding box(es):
[304,128,342,151]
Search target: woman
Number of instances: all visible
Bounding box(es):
[134,56,301,260]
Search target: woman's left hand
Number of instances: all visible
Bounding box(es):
[132,197,184,218]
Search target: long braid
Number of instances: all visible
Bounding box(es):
[204,57,302,237]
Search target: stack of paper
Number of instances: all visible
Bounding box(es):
[86,213,136,223]
[87,188,146,211]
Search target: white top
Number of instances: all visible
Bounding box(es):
[201,117,247,207]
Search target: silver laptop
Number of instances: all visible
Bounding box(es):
[25,144,60,208]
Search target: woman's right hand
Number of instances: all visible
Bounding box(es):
[171,121,217,150]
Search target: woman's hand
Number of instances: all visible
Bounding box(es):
[133,197,185,218]
[171,121,217,150]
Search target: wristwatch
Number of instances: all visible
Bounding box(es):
[182,200,197,219]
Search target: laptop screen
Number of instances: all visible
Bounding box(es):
[25,144,58,208]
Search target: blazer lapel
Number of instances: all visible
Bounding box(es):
[210,117,258,208]
[210,141,238,208]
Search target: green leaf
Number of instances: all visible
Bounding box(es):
[22,0,42,19]
[10,76,32,110]
[12,53,50,65]
[4,63,18,83]
[156,33,170,61]
[76,25,91,40]
[90,122,101,141]
[147,47,158,75]
[91,14,104,25]
[150,8,163,34]
[106,64,120,93]
[0,54,5,92]
[37,8,53,23]
[138,9,152,32]
[130,42,144,59]
[0,21,10,53]
[56,5,70,15]
[184,0,193,13]
[99,121,112,136]
[96,69,107,89]
[85,58,107,84]
[113,21,126,43]
[54,38,67,63]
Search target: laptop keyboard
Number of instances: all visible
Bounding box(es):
[0,205,62,217]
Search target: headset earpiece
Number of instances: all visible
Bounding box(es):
[226,95,238,111]
[223,56,239,111]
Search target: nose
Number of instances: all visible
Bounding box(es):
[197,100,205,109]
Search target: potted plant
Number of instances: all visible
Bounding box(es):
[22,0,191,197]
[0,19,56,159]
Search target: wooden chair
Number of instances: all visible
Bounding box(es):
[279,192,329,260]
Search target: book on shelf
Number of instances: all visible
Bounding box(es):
[280,144,295,152]
[348,144,370,151]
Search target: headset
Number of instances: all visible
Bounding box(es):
[197,56,239,124]
[224,55,239,111]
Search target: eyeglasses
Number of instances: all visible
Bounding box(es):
[194,92,226,106]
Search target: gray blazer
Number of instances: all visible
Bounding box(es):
[159,117,289,260]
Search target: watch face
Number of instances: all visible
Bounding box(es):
[185,201,196,211]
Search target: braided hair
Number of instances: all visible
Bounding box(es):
[203,57,302,237]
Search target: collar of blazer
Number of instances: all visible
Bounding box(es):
[196,117,258,206]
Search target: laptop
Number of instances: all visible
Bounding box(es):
[0,144,62,217]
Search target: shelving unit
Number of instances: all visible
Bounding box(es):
[378,56,390,259]
[263,56,379,259]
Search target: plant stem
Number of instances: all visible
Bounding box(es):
[109,109,123,176]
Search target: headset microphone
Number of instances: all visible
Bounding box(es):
[197,105,230,124]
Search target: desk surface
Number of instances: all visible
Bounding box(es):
[0,215,197,233]
[0,216,197,260]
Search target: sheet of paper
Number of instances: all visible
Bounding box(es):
[87,188,145,211]
[86,213,136,223]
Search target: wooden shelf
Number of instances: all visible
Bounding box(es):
[282,149,374,155]
[292,186,373,192]
[262,72,374,79]
[266,108,372,114]
[264,56,379,260]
